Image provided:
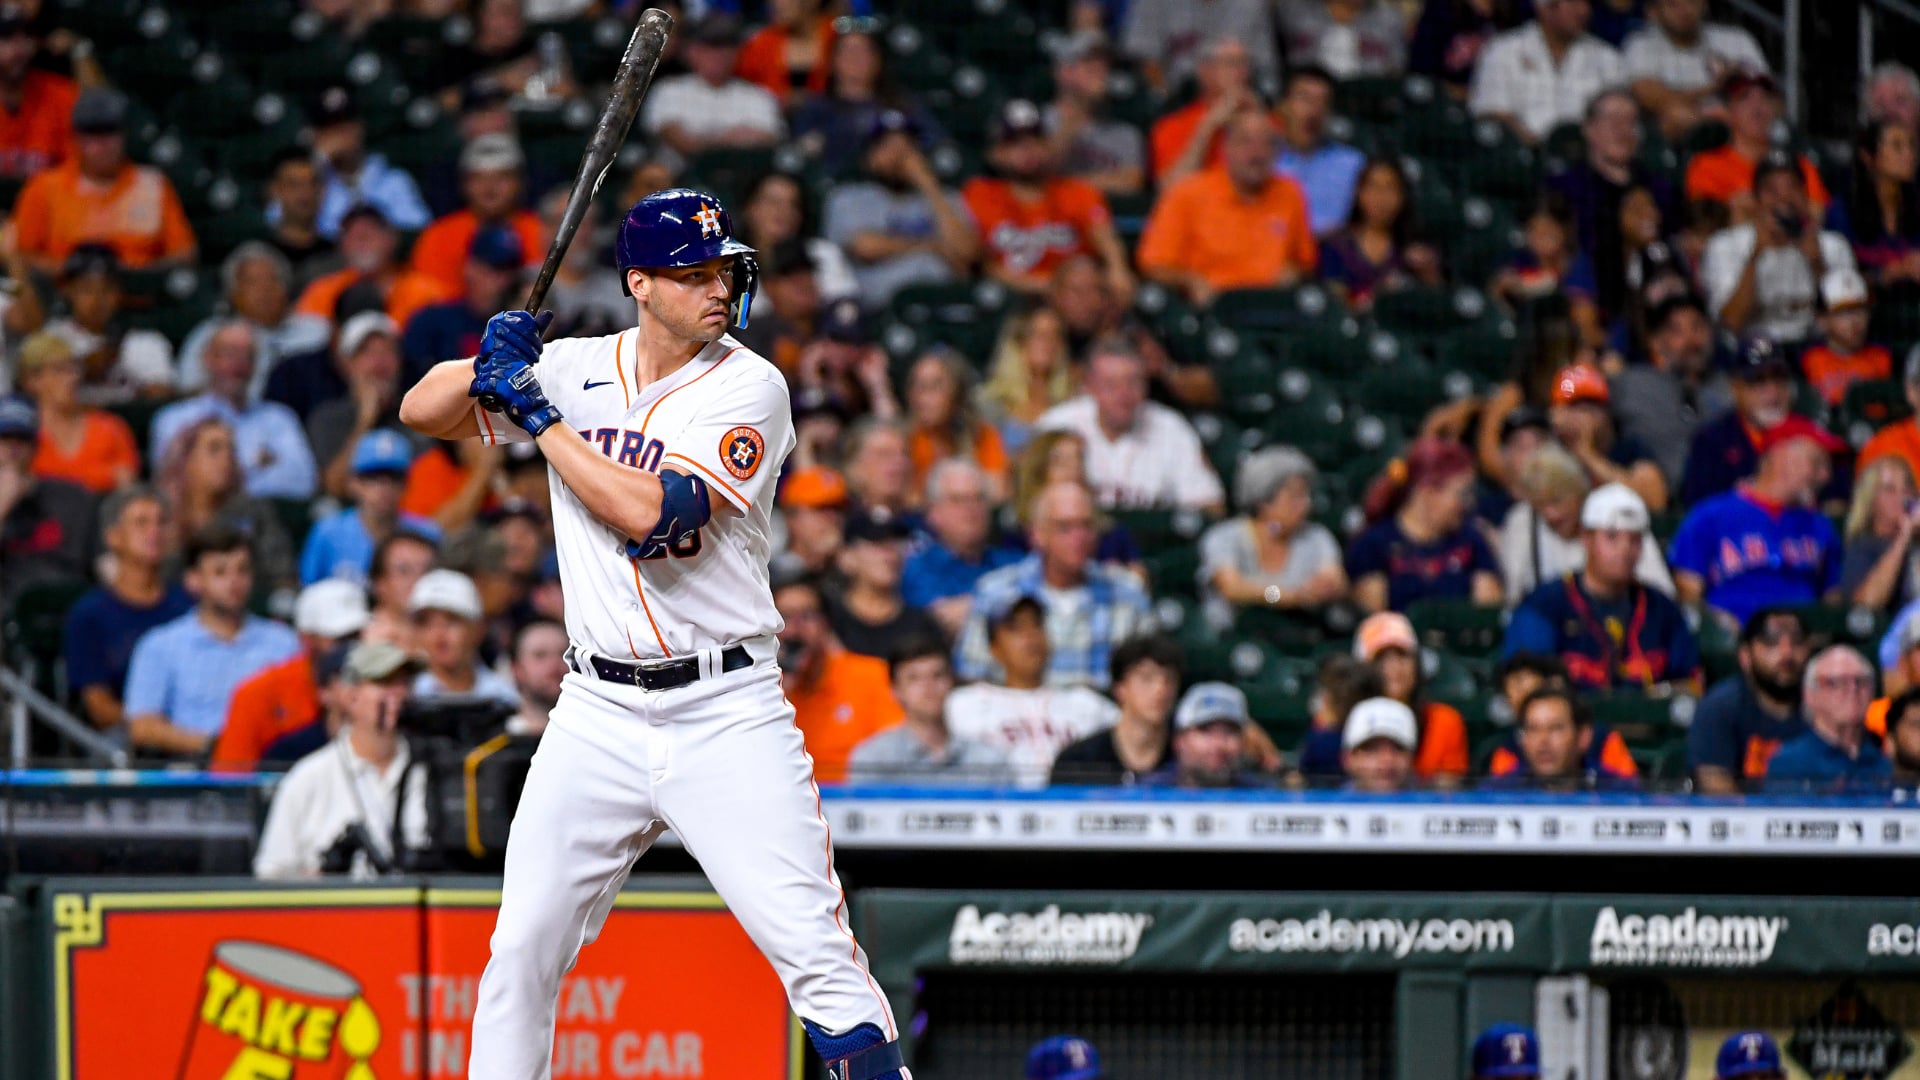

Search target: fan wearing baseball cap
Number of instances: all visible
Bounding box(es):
[1547,363,1669,512]
[299,429,442,587]
[1713,1031,1784,1080]
[1142,682,1270,788]
[1670,416,1846,625]
[962,98,1134,298]
[409,569,518,707]
[1857,348,1920,486]
[1801,267,1891,406]
[1470,1023,1539,1080]
[1351,611,1471,781]
[1341,697,1419,793]
[1505,483,1701,694]
[1026,1035,1103,1080]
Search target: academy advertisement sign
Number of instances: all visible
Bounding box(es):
[1586,906,1787,968]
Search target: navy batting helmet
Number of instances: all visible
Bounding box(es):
[614,187,759,328]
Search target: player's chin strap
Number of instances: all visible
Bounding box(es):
[803,1020,911,1080]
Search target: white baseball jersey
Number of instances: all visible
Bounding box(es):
[1034,395,1225,511]
[943,683,1119,787]
[474,330,797,659]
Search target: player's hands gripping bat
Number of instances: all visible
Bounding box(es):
[472,308,552,412]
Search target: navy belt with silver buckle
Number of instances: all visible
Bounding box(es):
[575,645,752,691]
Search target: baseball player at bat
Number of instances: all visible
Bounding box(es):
[400,188,906,1080]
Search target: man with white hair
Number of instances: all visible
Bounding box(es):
[1504,483,1701,693]
[410,568,517,705]
[955,482,1155,689]
[177,241,333,399]
[1035,337,1225,513]
[148,319,319,499]
[903,458,1021,636]
[1865,62,1920,133]
[1766,646,1893,789]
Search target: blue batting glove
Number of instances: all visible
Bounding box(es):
[474,356,563,437]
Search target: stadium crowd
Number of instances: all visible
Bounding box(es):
[4,0,1920,809]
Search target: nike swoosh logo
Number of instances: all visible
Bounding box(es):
[583,379,614,390]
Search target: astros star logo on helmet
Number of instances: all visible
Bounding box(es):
[694,204,723,239]
[721,425,765,479]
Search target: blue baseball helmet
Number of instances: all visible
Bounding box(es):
[1715,1031,1783,1078]
[1471,1023,1540,1079]
[1026,1035,1102,1080]
[614,187,758,328]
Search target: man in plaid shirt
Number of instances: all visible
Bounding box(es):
[954,483,1155,689]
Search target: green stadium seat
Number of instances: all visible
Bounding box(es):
[1210,285,1346,333]
[1587,693,1683,751]
[1234,607,1328,657]
[1406,598,1506,659]
[1335,76,1404,127]
[1108,508,1208,555]
[1786,604,1888,651]
[1838,379,1912,448]
[270,498,314,552]
[260,29,358,100]
[1373,284,1492,338]
[1449,124,1538,210]
[1541,122,1585,170]
[1449,200,1520,292]
[106,32,203,103]
[363,16,457,88]
[1420,647,1484,707]
[1144,545,1201,600]
[1346,353,1456,425]
[1430,316,1520,385]
[2,580,91,700]
[887,280,1011,368]
[682,146,780,215]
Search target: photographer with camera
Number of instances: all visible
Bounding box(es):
[1702,150,1856,344]
[253,640,429,880]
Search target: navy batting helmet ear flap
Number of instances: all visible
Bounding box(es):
[615,187,760,329]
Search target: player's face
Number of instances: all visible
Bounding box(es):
[1518,701,1587,779]
[417,610,477,670]
[891,655,953,723]
[1176,720,1244,782]
[188,548,254,619]
[636,258,736,344]
[1343,738,1412,793]
[1113,659,1178,726]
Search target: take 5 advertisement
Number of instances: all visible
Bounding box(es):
[44,884,799,1079]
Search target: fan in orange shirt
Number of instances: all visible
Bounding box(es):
[406,133,543,297]
[295,204,451,327]
[211,579,371,772]
[734,1,836,104]
[1149,36,1259,185]
[773,574,902,783]
[12,87,196,272]
[1684,71,1830,221]
[1139,108,1318,308]
[903,348,1010,500]
[1354,612,1472,782]
[963,98,1135,301]
[15,331,138,493]
[0,7,77,182]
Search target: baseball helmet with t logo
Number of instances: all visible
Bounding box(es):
[614,187,759,327]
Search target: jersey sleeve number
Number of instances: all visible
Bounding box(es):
[630,526,704,561]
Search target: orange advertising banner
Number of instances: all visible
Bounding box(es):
[47,883,799,1080]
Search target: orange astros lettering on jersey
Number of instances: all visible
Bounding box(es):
[721,426,765,479]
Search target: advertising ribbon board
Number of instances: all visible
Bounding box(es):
[35,879,799,1080]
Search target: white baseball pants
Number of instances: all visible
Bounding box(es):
[468,638,897,1079]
